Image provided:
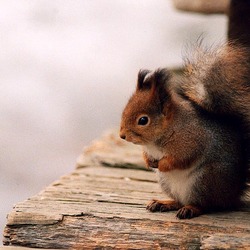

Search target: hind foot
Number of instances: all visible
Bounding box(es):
[146,199,181,212]
[176,205,202,219]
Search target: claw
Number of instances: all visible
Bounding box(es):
[176,205,202,219]
[146,199,181,213]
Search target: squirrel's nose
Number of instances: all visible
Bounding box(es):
[120,133,126,140]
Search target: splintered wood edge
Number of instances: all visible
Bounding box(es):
[3,215,250,249]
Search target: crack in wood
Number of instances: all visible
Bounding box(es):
[3,131,250,249]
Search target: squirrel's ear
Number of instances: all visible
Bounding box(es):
[136,68,172,100]
[152,69,172,115]
[136,69,152,91]
[151,68,171,100]
[153,68,171,90]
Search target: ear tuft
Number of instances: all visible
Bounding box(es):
[154,68,171,88]
[150,68,172,109]
[137,69,152,90]
[136,68,172,95]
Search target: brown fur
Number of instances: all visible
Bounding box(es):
[144,154,199,172]
[120,67,247,219]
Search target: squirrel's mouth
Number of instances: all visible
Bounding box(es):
[126,137,144,145]
[126,136,147,146]
[120,129,146,145]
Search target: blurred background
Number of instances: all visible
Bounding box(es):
[0,0,227,241]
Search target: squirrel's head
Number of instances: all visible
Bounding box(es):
[120,69,173,145]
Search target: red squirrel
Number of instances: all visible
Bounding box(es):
[119,43,249,219]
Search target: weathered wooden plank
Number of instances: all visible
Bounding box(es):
[4,208,250,249]
[3,131,250,249]
[4,164,250,249]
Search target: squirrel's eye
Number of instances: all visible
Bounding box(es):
[138,116,149,126]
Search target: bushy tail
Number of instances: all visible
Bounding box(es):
[177,43,250,183]
[180,44,250,118]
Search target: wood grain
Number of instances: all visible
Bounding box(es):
[3,131,250,249]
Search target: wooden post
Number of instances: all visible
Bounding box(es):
[228,0,250,46]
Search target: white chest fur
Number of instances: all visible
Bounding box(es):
[142,144,165,160]
[156,164,200,205]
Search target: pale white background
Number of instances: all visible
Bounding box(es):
[0,0,227,242]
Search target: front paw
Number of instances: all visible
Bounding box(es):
[158,157,174,172]
[146,199,181,212]
[143,152,158,169]
[147,159,158,169]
